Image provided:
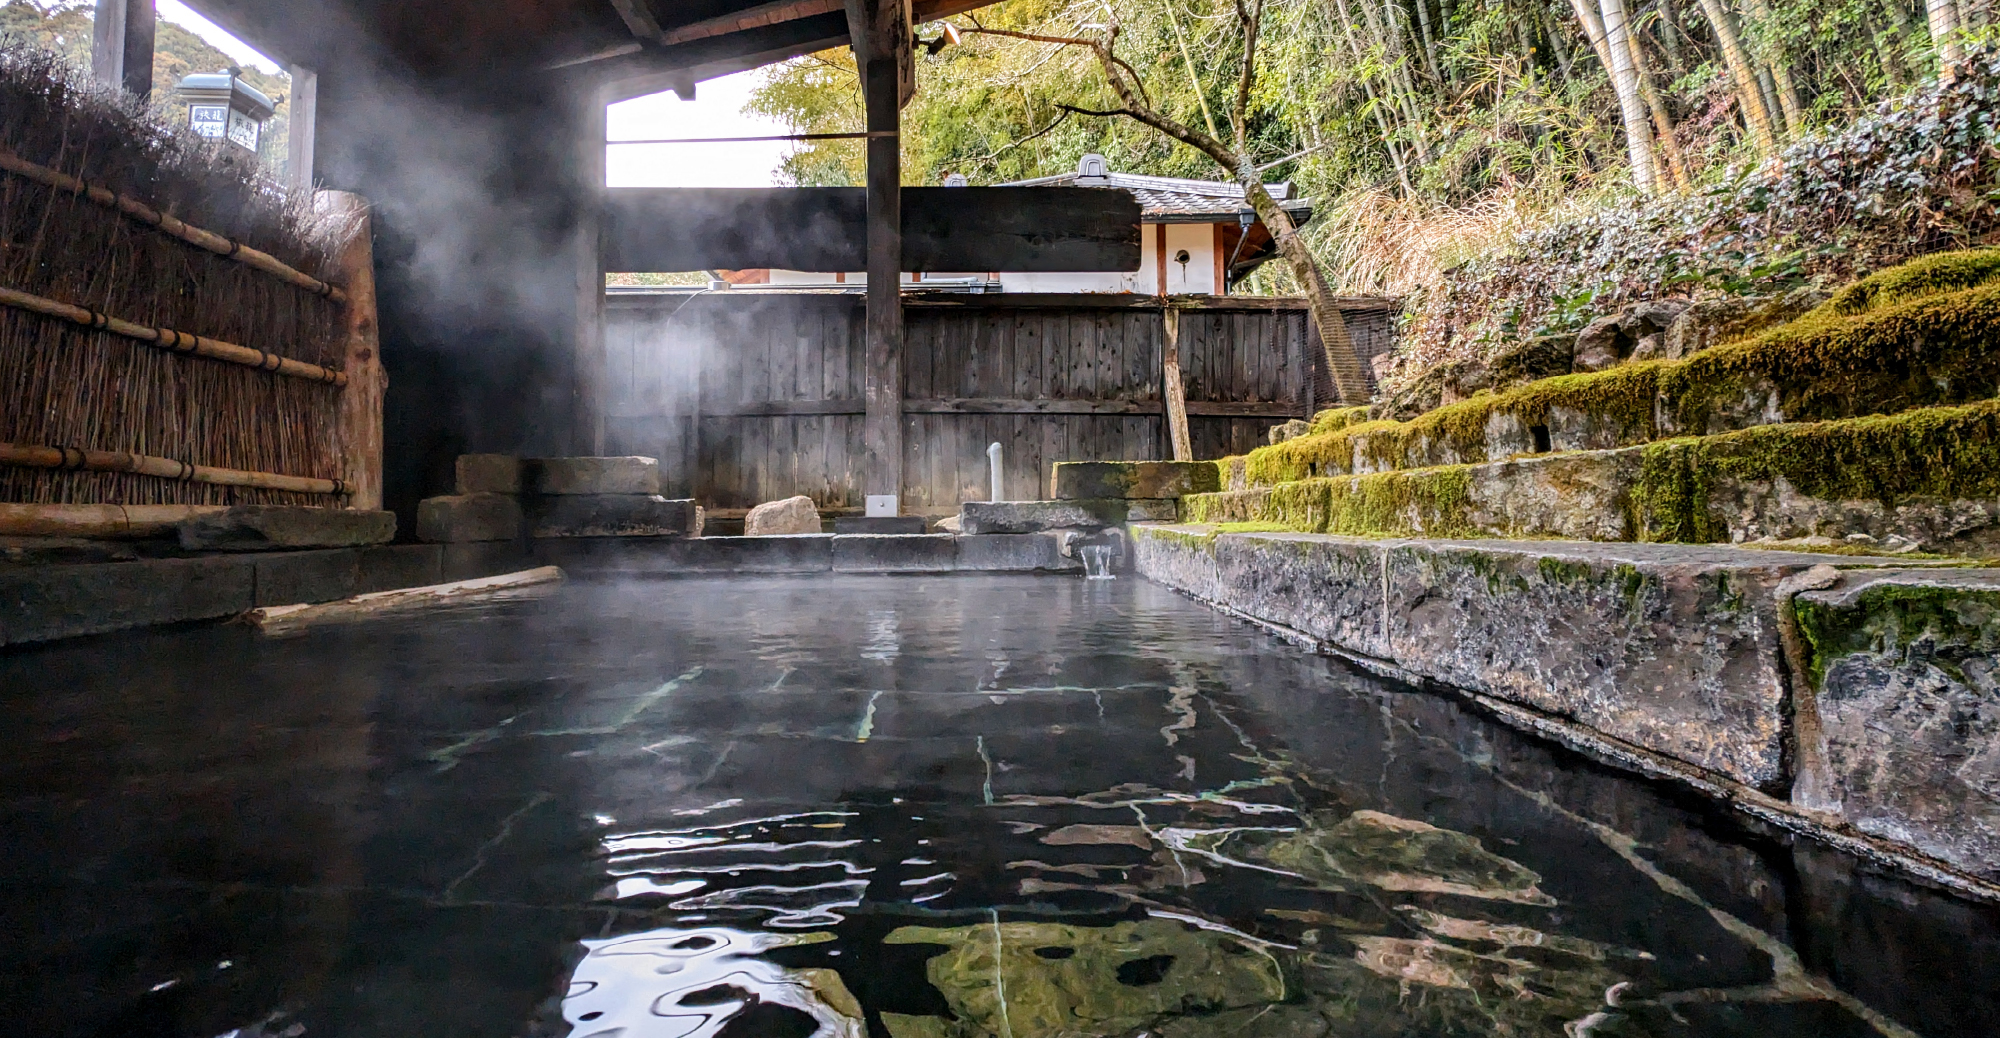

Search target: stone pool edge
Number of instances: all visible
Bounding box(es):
[1130,521,2000,903]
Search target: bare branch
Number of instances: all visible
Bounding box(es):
[978,108,1074,163]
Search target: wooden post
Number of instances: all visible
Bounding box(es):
[847,0,909,512]
[1162,306,1192,461]
[287,65,318,194]
[576,85,609,455]
[91,0,155,99]
[319,191,385,511]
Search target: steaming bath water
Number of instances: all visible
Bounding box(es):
[2,575,1996,1036]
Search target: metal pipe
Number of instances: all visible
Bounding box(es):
[986,442,1003,502]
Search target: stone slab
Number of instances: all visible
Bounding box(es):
[252,549,362,607]
[1125,499,1179,523]
[416,494,523,543]
[832,534,959,573]
[358,544,447,593]
[960,499,1127,535]
[1796,569,2000,880]
[530,495,698,538]
[456,453,522,495]
[1053,461,1220,500]
[536,535,835,575]
[956,534,1080,572]
[178,506,396,552]
[0,556,255,646]
[1133,526,1921,792]
[524,456,661,496]
[834,516,927,534]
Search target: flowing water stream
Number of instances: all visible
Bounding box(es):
[2,575,1994,1036]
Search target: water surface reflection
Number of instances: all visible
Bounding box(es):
[0,576,1993,1036]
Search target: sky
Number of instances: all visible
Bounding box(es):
[159,0,790,189]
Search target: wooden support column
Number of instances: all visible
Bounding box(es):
[319,191,385,511]
[91,0,155,99]
[847,0,911,512]
[1162,306,1192,461]
[576,85,610,455]
[287,65,318,193]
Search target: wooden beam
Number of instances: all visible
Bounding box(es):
[623,398,1306,417]
[661,0,844,44]
[286,65,318,193]
[602,187,1142,273]
[607,0,666,40]
[319,191,386,511]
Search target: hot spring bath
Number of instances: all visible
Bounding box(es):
[2,574,1995,1036]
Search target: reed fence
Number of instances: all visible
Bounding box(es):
[0,39,351,506]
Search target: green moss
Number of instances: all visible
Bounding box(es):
[1819,248,2000,317]
[1215,520,1299,535]
[1663,280,2000,432]
[1136,524,1223,549]
[1794,582,2000,687]
[1309,405,1373,435]
[1636,400,2000,542]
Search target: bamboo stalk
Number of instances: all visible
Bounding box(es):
[0,148,348,305]
[0,443,348,495]
[0,284,346,385]
[0,502,227,538]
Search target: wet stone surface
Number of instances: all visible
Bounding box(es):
[1,575,1996,1037]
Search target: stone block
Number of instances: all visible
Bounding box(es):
[1133,527,1915,792]
[745,495,822,535]
[530,495,698,538]
[178,506,396,552]
[832,534,958,573]
[1125,499,1178,523]
[456,453,522,494]
[441,541,530,582]
[956,534,1080,572]
[359,544,446,592]
[252,549,362,607]
[1052,460,1222,500]
[524,456,661,496]
[416,494,523,543]
[961,499,1126,535]
[1796,569,2000,880]
[835,516,926,534]
[536,535,834,575]
[0,556,255,646]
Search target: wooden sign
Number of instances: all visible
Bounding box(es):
[603,186,1142,273]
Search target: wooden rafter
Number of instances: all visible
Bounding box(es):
[607,0,665,40]
[661,0,843,45]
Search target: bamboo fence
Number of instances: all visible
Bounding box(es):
[0,40,349,506]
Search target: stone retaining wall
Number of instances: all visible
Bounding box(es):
[1133,524,2000,887]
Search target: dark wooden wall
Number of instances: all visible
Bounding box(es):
[602,291,1397,514]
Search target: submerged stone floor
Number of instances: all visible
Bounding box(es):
[2,575,1997,1036]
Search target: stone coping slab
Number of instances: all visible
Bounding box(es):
[0,543,532,647]
[1133,525,1920,791]
[534,534,1084,576]
[1794,568,2000,881]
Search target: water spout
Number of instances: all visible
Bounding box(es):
[1080,544,1116,579]
[986,442,1003,503]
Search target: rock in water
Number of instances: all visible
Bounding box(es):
[745,495,821,535]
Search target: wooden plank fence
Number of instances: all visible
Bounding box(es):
[601,291,1397,515]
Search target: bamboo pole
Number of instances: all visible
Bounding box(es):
[317,191,385,510]
[0,148,348,305]
[0,443,348,496]
[0,502,226,538]
[0,284,346,385]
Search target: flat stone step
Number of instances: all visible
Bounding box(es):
[533,533,1083,576]
[1185,398,2000,558]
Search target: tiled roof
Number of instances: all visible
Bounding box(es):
[996,159,1310,220]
